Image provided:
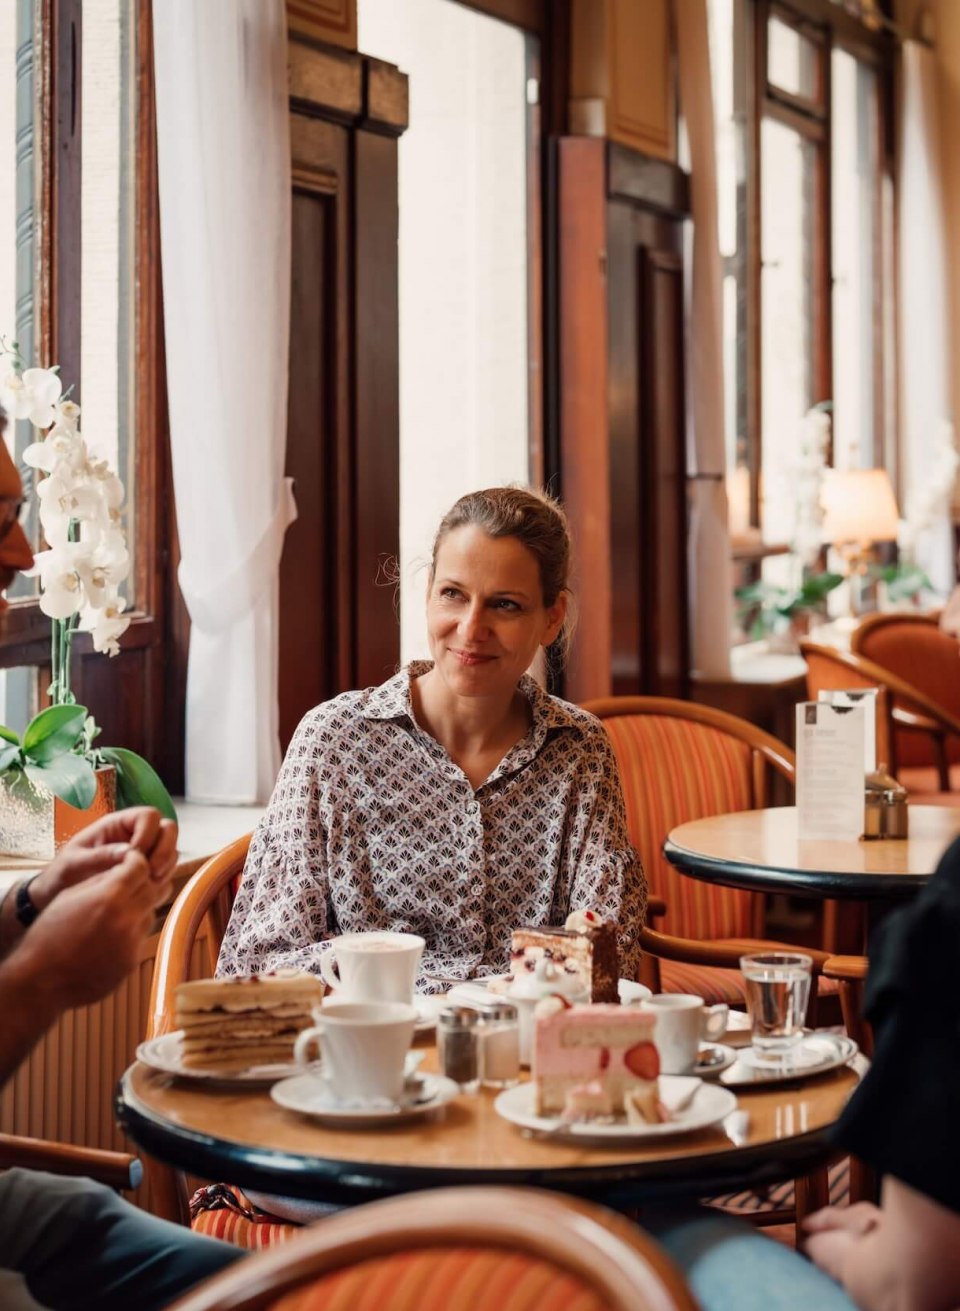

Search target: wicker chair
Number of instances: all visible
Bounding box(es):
[166,1186,698,1311]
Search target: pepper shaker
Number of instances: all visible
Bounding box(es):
[437,1006,480,1092]
[479,1001,520,1088]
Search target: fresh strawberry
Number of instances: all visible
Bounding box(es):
[624,1041,660,1080]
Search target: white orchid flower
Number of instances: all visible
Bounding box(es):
[79,598,129,656]
[23,426,87,474]
[75,537,130,610]
[23,542,89,619]
[12,367,63,428]
[52,398,81,430]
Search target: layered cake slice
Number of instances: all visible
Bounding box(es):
[175,972,324,1073]
[532,997,664,1121]
[508,909,619,1003]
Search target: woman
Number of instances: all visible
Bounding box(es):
[218,487,645,990]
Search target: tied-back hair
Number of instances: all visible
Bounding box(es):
[431,486,575,658]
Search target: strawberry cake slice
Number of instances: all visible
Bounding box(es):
[532,997,663,1120]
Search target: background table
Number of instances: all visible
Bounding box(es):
[118,1055,861,1209]
[663,804,960,903]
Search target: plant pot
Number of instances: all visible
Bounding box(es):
[0,766,117,860]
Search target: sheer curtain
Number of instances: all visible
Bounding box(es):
[898,40,955,594]
[674,0,733,676]
[153,0,295,803]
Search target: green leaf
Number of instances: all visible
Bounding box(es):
[0,724,19,746]
[100,748,177,821]
[21,705,88,763]
[0,744,21,772]
[24,755,98,809]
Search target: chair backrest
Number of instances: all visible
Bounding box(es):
[166,1186,698,1311]
[851,613,960,766]
[582,696,795,940]
[148,833,252,1040]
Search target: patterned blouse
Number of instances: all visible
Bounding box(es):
[217,662,646,991]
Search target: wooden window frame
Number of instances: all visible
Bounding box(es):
[0,0,168,676]
[737,0,895,529]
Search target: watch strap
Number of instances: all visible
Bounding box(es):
[14,878,39,927]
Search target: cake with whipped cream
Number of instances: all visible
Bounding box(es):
[505,909,619,1003]
[175,972,324,1073]
[532,996,666,1123]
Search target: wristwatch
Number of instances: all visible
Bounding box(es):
[14,878,39,927]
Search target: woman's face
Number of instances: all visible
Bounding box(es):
[426,524,566,702]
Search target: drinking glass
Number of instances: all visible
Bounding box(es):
[739,952,812,1061]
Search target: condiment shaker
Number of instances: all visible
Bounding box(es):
[437,1006,480,1092]
[478,1000,520,1088]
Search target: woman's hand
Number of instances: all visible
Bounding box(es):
[803,1203,882,1282]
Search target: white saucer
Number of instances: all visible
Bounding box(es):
[413,995,447,1033]
[720,1033,858,1088]
[494,1076,736,1142]
[270,1072,460,1126]
[692,1042,737,1078]
[136,1033,296,1085]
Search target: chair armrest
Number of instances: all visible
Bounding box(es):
[646,895,667,921]
[0,1133,142,1191]
[823,955,867,983]
[638,926,830,974]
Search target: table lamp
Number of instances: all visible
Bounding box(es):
[820,468,900,614]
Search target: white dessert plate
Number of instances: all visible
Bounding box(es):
[448,977,652,1006]
[720,1033,858,1088]
[270,1073,459,1126]
[136,1032,296,1085]
[494,1076,737,1141]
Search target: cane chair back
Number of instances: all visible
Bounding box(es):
[167,1187,698,1311]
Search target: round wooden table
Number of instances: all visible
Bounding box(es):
[663,804,960,902]
[117,1053,862,1208]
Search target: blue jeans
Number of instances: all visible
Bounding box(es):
[648,1212,858,1311]
[0,1169,244,1310]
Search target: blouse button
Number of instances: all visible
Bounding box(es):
[471,880,483,896]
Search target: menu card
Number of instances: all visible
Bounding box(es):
[816,687,879,772]
[796,701,866,841]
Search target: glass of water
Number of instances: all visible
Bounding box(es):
[740,952,812,1062]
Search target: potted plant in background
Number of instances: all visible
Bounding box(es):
[0,340,175,858]
[735,571,845,652]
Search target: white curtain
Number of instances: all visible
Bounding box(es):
[153,1,295,803]
[673,0,733,677]
[898,41,955,594]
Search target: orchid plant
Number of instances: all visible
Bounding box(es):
[0,338,174,818]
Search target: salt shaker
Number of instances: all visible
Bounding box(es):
[479,1001,520,1088]
[437,1006,480,1092]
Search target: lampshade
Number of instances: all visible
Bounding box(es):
[820,468,900,546]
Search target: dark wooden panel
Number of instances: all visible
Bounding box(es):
[279,184,340,750]
[354,129,400,689]
[606,199,643,696]
[607,142,690,218]
[641,248,688,698]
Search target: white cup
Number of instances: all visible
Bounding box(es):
[318,932,425,1005]
[638,994,729,1074]
[294,1001,417,1103]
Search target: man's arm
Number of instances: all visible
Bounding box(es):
[0,816,175,1088]
[805,1178,960,1311]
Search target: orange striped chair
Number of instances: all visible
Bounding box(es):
[165,1186,698,1311]
[583,696,834,1009]
[146,835,298,1249]
[849,613,960,793]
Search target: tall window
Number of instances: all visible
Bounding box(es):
[709,0,894,555]
[358,0,541,661]
[0,1,144,731]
